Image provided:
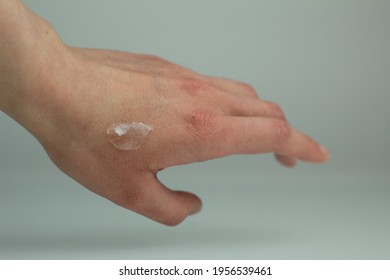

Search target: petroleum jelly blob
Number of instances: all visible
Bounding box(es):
[106,122,153,150]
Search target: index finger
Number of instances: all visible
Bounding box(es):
[200,116,329,162]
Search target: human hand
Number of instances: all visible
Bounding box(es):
[30,46,327,225]
[0,6,329,225]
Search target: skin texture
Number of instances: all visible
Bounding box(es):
[0,0,329,226]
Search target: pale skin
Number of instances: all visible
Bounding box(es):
[0,0,329,226]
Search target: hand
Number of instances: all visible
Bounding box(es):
[28,46,327,225]
[0,6,329,225]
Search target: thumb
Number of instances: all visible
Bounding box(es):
[121,172,202,226]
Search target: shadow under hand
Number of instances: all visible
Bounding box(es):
[0,223,293,259]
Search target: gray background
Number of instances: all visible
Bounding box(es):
[0,0,389,259]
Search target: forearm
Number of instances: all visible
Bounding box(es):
[0,0,68,141]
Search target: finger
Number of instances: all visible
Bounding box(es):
[201,116,329,162]
[275,154,297,167]
[202,76,259,98]
[178,79,283,118]
[207,89,287,119]
[215,98,299,166]
[201,81,296,166]
[118,172,202,226]
[223,97,296,166]
[225,97,287,119]
[186,91,296,165]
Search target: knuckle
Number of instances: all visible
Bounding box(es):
[181,107,222,161]
[180,78,210,97]
[270,119,292,147]
[240,82,258,97]
[185,107,219,142]
[268,102,285,119]
[145,54,164,62]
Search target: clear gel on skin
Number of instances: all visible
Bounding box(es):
[106,122,153,150]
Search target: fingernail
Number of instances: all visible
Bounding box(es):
[319,144,330,159]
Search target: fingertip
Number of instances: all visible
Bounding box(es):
[319,144,331,159]
[189,198,202,215]
[294,132,331,163]
[175,190,202,215]
[158,191,202,226]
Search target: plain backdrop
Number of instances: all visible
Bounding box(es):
[0,0,389,259]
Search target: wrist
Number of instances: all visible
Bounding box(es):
[0,0,70,142]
